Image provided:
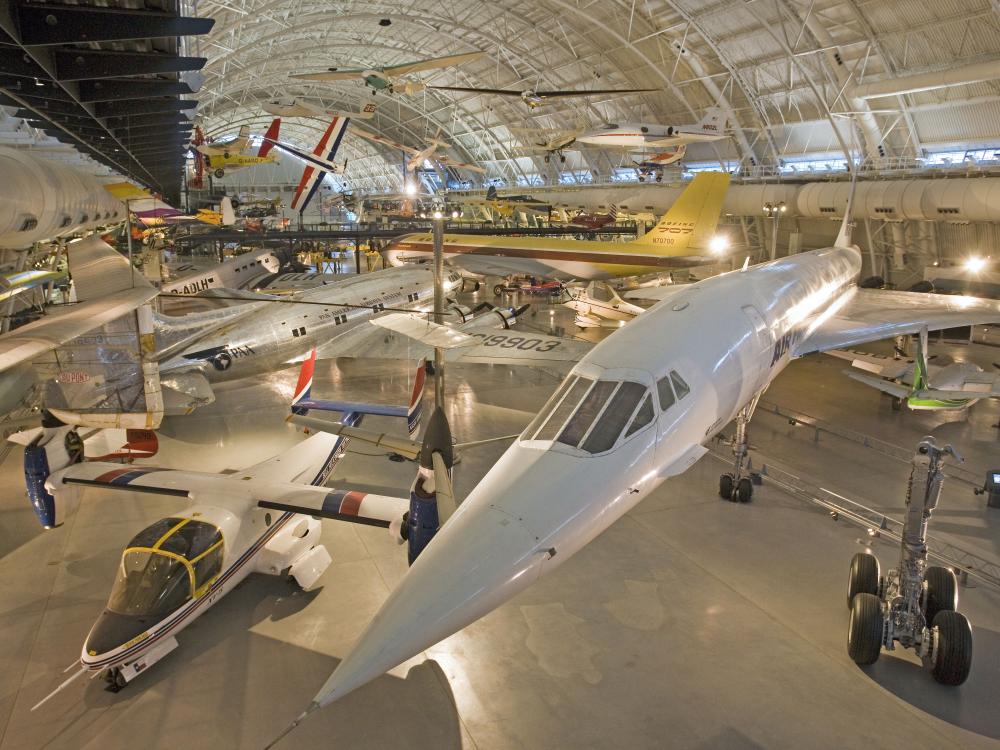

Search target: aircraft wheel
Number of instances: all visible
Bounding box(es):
[214,168,225,179]
[847,552,880,607]
[492,283,505,297]
[559,155,566,163]
[719,473,734,500]
[930,610,972,685]
[848,592,884,665]
[223,151,231,159]
[544,155,551,163]
[638,175,645,182]
[656,175,663,182]
[734,477,753,503]
[923,566,958,625]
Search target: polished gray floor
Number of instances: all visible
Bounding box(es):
[2,295,1000,749]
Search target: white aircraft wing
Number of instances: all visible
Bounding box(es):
[0,236,157,372]
[314,315,591,368]
[47,460,409,528]
[350,125,418,155]
[823,349,913,380]
[385,52,484,76]
[622,285,688,304]
[437,155,486,173]
[795,289,1000,355]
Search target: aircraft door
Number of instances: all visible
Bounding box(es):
[739,304,772,398]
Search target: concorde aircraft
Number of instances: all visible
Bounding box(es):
[267,180,1000,741]
[24,351,421,705]
[382,171,731,281]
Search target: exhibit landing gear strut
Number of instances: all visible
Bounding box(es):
[719,392,762,503]
[846,437,973,685]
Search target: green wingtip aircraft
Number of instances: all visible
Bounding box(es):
[826,327,1000,410]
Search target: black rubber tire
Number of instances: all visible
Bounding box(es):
[214,168,225,179]
[848,592,884,665]
[923,566,958,625]
[492,284,504,297]
[847,552,880,608]
[931,610,972,685]
[735,477,753,503]
[719,473,734,500]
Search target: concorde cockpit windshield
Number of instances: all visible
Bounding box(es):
[521,375,654,454]
[107,517,224,618]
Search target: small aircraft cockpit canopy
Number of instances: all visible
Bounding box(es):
[521,375,655,454]
[107,517,225,618]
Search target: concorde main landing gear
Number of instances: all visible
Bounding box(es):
[719,392,763,503]
[846,437,973,685]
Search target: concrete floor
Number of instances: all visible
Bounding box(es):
[2,294,1000,750]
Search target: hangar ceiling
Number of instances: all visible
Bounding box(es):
[194,0,1000,190]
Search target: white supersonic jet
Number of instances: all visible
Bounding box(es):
[268,193,1000,742]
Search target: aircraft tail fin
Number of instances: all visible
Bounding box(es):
[220,196,236,226]
[258,118,281,157]
[698,107,726,134]
[628,171,730,253]
[291,351,426,435]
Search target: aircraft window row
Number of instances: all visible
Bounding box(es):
[291,326,306,337]
[656,370,690,411]
[333,314,348,325]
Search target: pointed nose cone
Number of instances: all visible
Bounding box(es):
[312,500,545,708]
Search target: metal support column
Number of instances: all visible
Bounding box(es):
[432,217,445,409]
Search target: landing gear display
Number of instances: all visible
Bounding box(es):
[719,392,762,503]
[846,437,973,685]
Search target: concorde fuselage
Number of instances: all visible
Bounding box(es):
[311,243,864,706]
[159,266,460,383]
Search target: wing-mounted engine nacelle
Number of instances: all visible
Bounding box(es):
[448,304,474,323]
[21,416,84,528]
[458,302,531,332]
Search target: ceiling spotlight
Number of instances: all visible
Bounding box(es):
[379,18,392,26]
[451,210,459,218]
[433,210,443,220]
[404,181,417,196]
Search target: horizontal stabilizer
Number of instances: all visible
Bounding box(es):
[371,313,479,349]
[845,371,910,399]
[287,415,421,460]
[824,349,912,380]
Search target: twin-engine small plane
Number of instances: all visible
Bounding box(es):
[25,350,422,705]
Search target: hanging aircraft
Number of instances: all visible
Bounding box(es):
[268,178,1000,740]
[195,118,282,179]
[383,171,731,281]
[351,127,486,173]
[429,83,658,109]
[263,99,378,119]
[24,351,424,703]
[825,328,1000,410]
[290,51,486,94]
[519,108,728,163]
[263,116,351,211]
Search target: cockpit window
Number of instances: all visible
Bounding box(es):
[601,123,620,130]
[625,394,654,438]
[528,376,595,441]
[581,382,647,453]
[558,380,618,447]
[670,371,690,399]
[657,376,675,411]
[108,550,192,616]
[106,517,224,617]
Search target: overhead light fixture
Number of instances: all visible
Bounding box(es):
[404,181,417,196]
[451,210,459,218]
[433,210,443,220]
[708,235,729,255]
[965,256,987,273]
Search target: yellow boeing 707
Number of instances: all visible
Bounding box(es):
[383,172,730,281]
